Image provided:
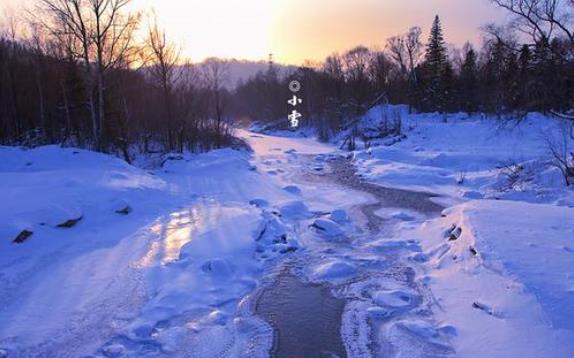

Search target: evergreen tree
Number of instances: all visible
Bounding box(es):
[422,15,449,112]
[481,39,508,114]
[460,47,479,113]
[517,45,533,110]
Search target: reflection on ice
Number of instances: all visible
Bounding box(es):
[162,208,199,264]
[135,207,201,267]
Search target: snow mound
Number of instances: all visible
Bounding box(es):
[279,200,313,220]
[373,288,418,308]
[311,218,345,237]
[311,260,357,281]
[410,199,574,357]
[283,185,302,195]
[329,209,349,223]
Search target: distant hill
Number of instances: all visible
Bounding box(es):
[194,59,298,88]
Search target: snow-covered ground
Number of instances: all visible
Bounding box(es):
[1,108,573,357]
[345,106,574,357]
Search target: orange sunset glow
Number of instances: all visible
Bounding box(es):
[2,0,504,64]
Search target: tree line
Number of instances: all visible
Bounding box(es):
[1,0,574,158]
[234,1,574,140]
[0,0,235,161]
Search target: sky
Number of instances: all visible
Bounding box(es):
[1,0,506,65]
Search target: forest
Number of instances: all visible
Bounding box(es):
[1,0,574,158]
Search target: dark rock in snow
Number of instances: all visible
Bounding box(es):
[445,225,462,241]
[57,216,83,228]
[472,301,497,316]
[13,230,33,244]
[115,206,132,215]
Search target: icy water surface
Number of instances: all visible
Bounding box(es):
[328,157,443,233]
[254,153,447,357]
[256,271,347,358]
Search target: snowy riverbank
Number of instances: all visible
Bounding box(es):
[1,110,573,357]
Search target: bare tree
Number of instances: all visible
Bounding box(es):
[386,27,422,111]
[491,0,574,45]
[145,13,181,151]
[386,27,422,80]
[38,0,140,149]
[545,121,574,185]
[202,58,229,147]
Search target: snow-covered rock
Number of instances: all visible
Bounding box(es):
[311,218,345,237]
[279,200,313,220]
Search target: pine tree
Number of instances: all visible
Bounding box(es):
[423,15,449,112]
[517,44,533,111]
[460,47,478,113]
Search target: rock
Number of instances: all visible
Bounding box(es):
[13,229,33,244]
[472,301,496,316]
[115,205,132,215]
[447,227,462,241]
[57,215,83,228]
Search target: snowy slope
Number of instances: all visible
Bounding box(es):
[406,200,574,357]
[1,115,573,357]
[352,107,574,207]
[349,107,574,357]
[0,134,354,357]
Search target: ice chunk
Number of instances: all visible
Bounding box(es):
[311,218,345,237]
[279,201,313,220]
[330,209,349,223]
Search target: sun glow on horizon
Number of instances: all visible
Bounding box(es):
[135,0,277,63]
[1,0,504,65]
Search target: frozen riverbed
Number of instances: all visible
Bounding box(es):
[1,121,573,357]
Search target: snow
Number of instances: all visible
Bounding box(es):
[404,200,574,357]
[347,106,574,357]
[311,260,357,281]
[351,106,574,207]
[1,108,574,357]
[311,218,346,238]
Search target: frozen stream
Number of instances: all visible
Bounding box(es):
[246,133,451,358]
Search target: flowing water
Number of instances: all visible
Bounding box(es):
[255,270,347,358]
[254,155,445,357]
